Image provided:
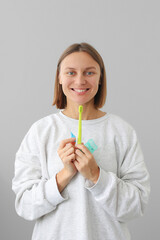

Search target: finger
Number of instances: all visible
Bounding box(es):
[64,146,75,157]
[60,145,75,159]
[58,142,72,156]
[59,138,76,149]
[75,144,90,157]
[64,153,76,163]
[73,159,79,169]
[75,148,85,158]
[75,155,81,163]
[64,143,73,151]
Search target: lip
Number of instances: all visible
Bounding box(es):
[71,88,90,95]
[71,88,90,90]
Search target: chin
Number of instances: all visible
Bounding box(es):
[71,98,94,106]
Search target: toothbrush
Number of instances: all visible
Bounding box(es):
[77,105,83,144]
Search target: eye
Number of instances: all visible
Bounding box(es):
[86,72,94,75]
[67,71,75,75]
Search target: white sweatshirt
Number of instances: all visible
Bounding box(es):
[12,111,150,240]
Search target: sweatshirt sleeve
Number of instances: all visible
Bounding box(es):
[12,123,68,221]
[84,129,150,223]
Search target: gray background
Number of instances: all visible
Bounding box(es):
[0,0,159,239]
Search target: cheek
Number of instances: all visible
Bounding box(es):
[60,77,72,87]
[91,80,100,89]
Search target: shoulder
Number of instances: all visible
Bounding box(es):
[108,113,135,131]
[17,112,60,152]
[108,113,137,142]
[32,112,60,129]
[25,112,61,139]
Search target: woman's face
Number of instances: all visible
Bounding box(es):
[59,51,101,106]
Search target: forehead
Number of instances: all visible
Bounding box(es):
[60,52,100,71]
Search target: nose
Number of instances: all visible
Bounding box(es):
[74,73,86,85]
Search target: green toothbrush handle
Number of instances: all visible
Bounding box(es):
[78,105,83,144]
[78,113,82,144]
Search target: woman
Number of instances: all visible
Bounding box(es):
[12,42,150,240]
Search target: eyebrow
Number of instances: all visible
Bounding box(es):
[64,66,97,71]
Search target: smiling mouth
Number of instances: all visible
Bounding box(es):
[71,88,90,92]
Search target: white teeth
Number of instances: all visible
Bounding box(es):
[73,89,88,92]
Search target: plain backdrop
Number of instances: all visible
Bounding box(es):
[0,0,159,239]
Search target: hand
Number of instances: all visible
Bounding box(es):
[57,138,77,177]
[74,143,100,183]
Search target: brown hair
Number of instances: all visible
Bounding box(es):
[52,42,107,109]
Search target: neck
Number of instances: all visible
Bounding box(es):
[62,102,106,120]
